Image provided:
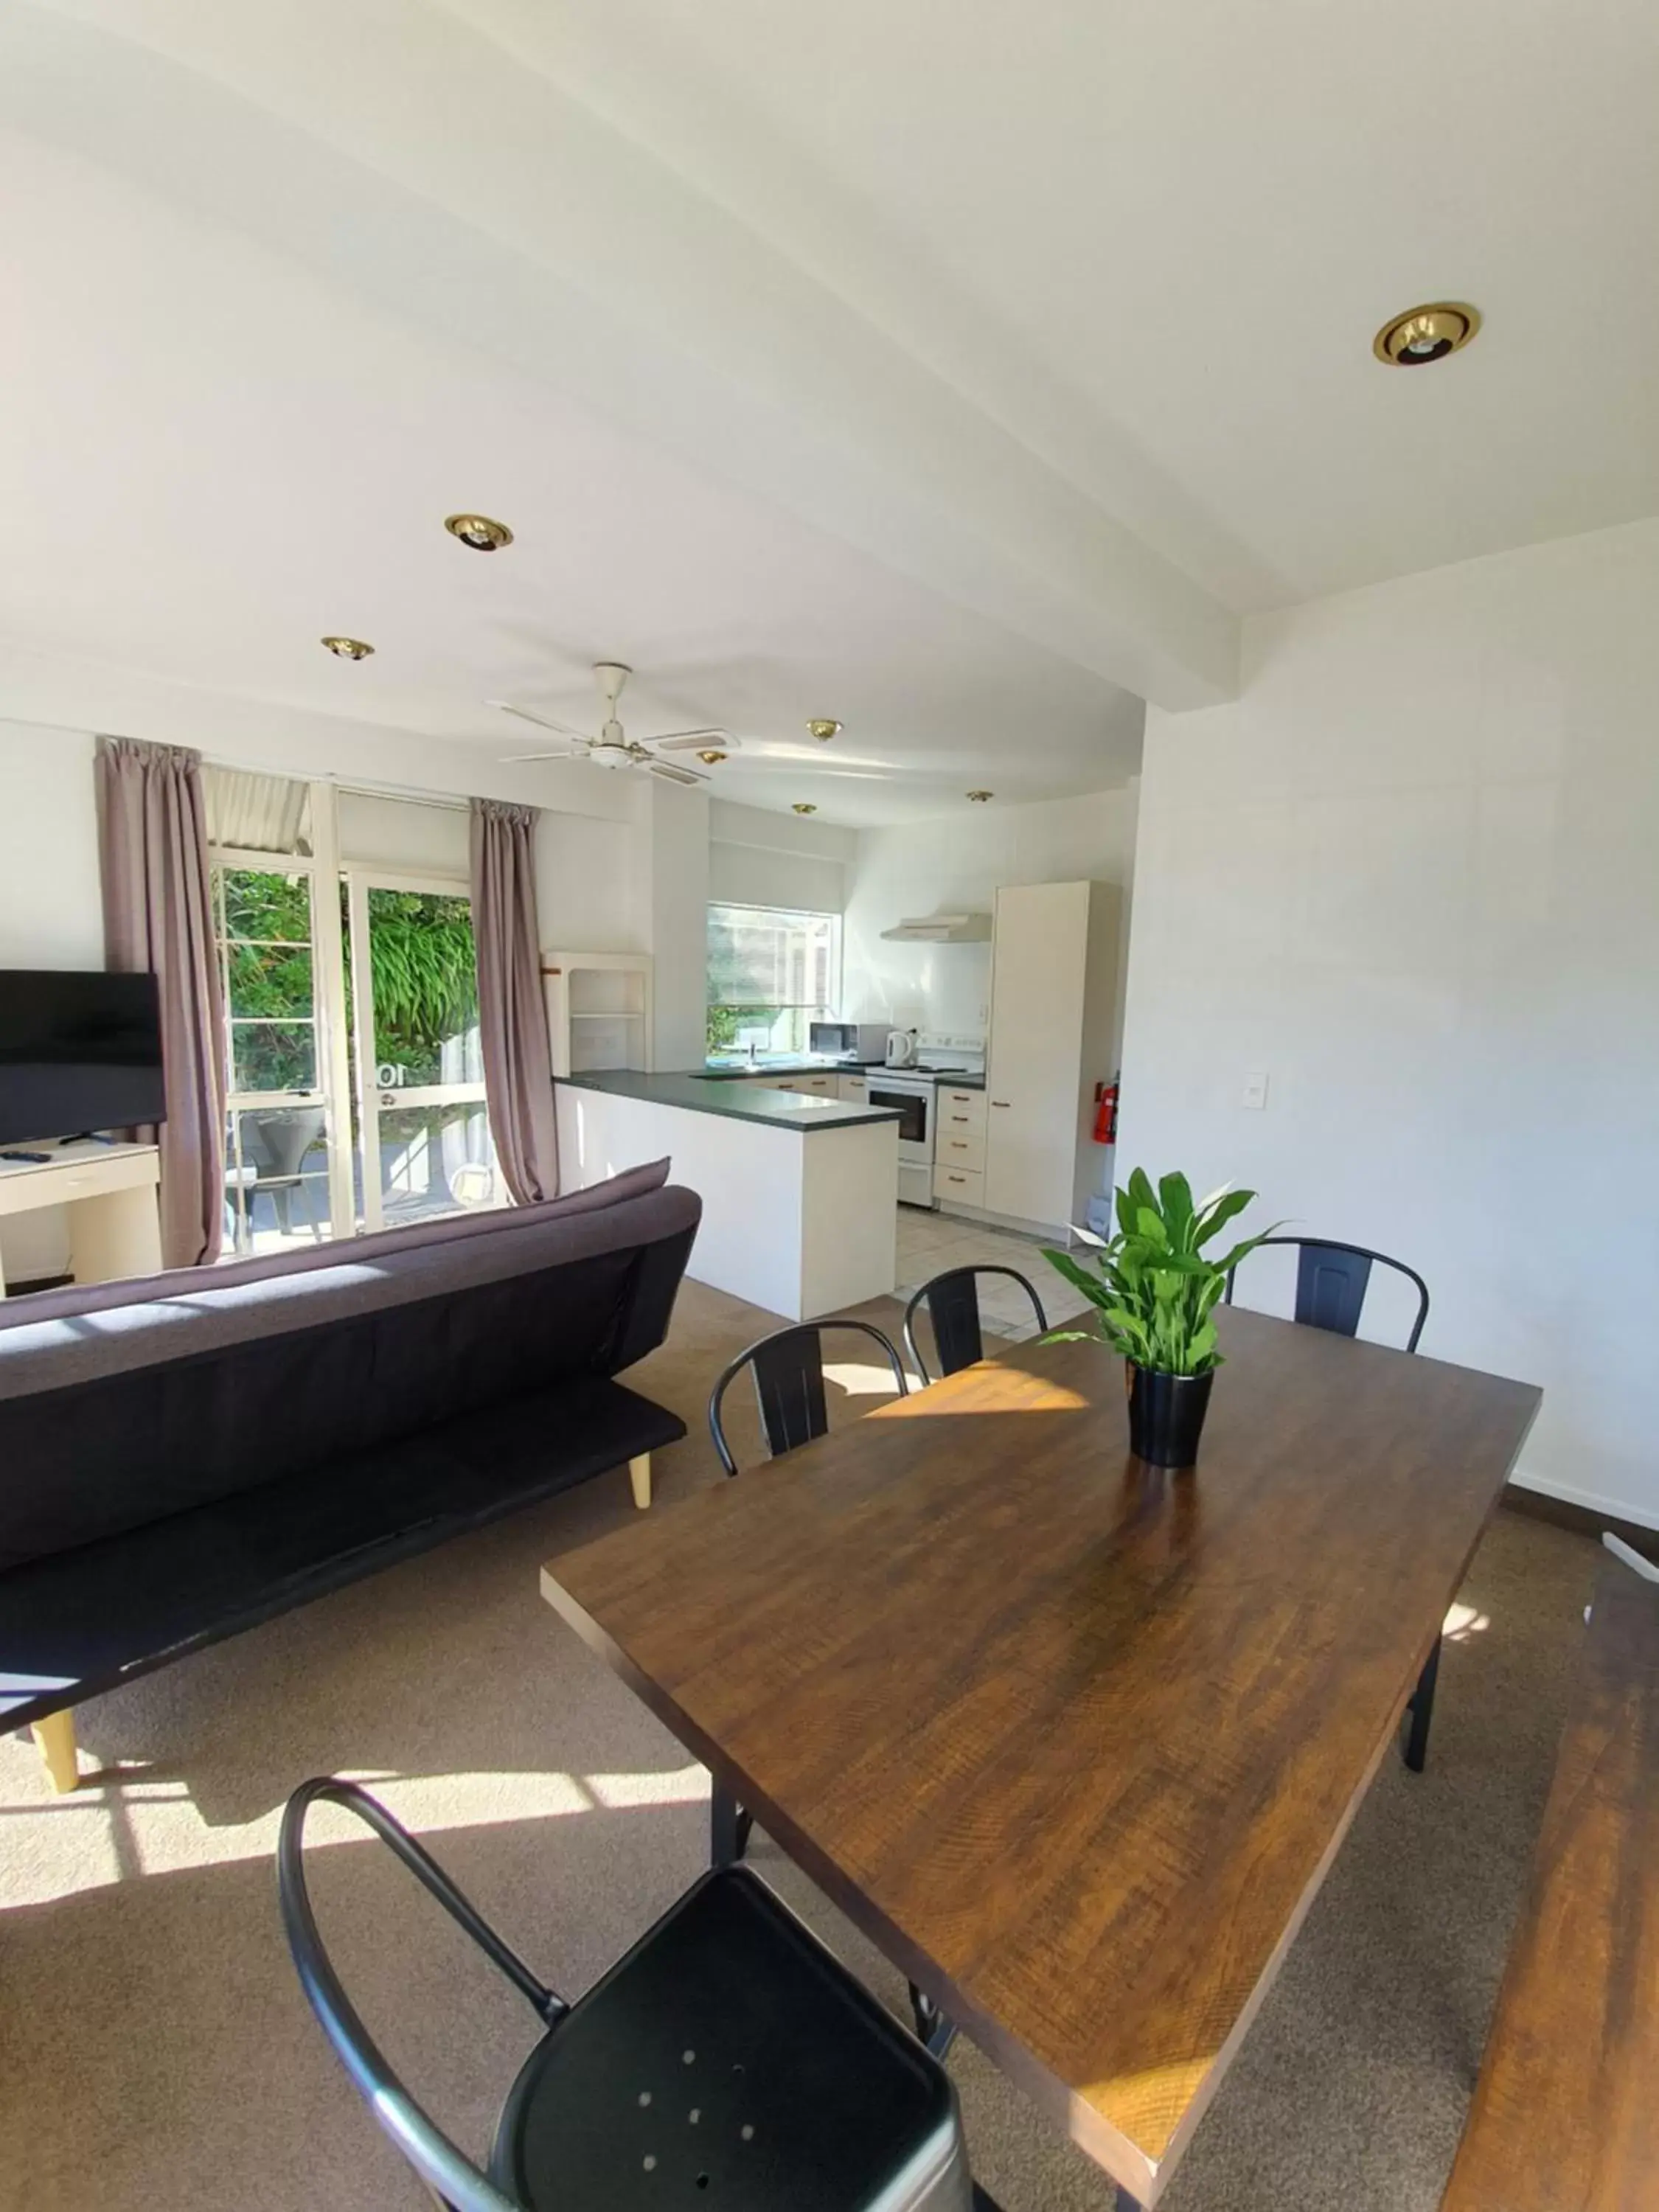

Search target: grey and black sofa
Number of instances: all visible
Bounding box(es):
[0,1159,698,1790]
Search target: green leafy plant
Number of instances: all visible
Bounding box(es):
[705,1002,785,1055]
[1042,1167,1279,1376]
[365,891,479,1074]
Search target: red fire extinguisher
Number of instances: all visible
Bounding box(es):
[1093,1077,1119,1145]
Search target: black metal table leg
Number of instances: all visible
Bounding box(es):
[1403,1635,1441,1772]
[709,1781,754,1867]
[908,1981,959,2059]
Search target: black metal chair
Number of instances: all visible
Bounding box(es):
[1223,1235,1430,1353]
[1226,1235,1439,1768]
[243,1107,327,1242]
[278,1775,987,2212]
[902,1267,1048,1382]
[707,1319,909,1479]
[704,1324,953,2051]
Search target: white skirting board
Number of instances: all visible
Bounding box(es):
[555,1088,897,1324]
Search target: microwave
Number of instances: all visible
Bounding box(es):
[809,1020,890,1062]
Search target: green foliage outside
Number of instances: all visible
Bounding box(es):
[705,1002,784,1055]
[364,888,479,1085]
[223,870,315,1092]
[220,870,479,1095]
[1042,1168,1281,1377]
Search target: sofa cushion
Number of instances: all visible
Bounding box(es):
[0,1375,689,1729]
[535,1155,670,1220]
[0,1185,700,1571]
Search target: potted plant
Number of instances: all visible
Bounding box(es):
[1043,1168,1277,1468]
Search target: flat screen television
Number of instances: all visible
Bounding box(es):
[0,970,167,1147]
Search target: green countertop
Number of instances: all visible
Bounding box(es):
[556,1068,903,1132]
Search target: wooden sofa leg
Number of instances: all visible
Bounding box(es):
[32,1711,80,1794]
[628,1453,652,1509]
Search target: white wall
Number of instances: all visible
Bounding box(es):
[0,720,107,1280]
[708,797,855,916]
[535,809,643,955]
[335,788,470,876]
[1117,517,1659,1526]
[842,785,1139,1034]
[642,779,712,1070]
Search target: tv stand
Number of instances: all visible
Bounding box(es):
[0,1140,163,1298]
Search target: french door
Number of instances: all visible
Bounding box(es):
[344,873,497,1234]
[211,852,498,1254]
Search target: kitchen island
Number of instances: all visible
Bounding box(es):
[554,1070,901,1322]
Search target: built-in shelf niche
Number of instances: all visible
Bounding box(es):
[543,950,654,1077]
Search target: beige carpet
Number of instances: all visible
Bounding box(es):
[0,1276,1593,2212]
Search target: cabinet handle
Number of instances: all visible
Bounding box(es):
[950,1114,969,1123]
[991,1099,1011,1108]
[947,1174,967,1184]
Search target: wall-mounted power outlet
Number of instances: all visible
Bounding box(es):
[1240,1070,1270,1110]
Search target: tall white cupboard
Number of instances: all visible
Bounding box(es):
[981,880,1121,1234]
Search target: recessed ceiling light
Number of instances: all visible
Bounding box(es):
[966,789,993,802]
[321,636,374,659]
[806,719,842,742]
[444,512,514,551]
[1373,302,1481,366]
[698,750,728,765]
[791,801,817,815]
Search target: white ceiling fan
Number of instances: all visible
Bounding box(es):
[490,661,738,787]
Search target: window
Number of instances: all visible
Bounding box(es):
[706,902,841,1057]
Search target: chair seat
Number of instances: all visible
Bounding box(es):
[491,1867,970,2212]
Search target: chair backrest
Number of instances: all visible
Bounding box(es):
[708,1319,908,1476]
[243,1107,327,1180]
[278,1777,565,2212]
[1225,1236,1430,1353]
[902,1267,1048,1382]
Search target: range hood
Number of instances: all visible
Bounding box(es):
[879,912,993,944]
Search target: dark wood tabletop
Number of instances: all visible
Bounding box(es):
[1440,1546,1659,2212]
[541,1306,1540,2205]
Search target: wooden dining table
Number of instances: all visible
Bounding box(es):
[540,1305,1540,2208]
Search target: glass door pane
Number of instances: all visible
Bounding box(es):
[214,863,347,1256]
[344,877,501,1232]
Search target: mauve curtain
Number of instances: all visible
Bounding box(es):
[469,797,558,1205]
[94,737,226,1267]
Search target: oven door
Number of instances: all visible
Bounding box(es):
[867,1079,932,1159]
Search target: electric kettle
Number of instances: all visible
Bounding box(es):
[884,1029,919,1068]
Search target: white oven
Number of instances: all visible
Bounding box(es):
[866,1072,936,1208]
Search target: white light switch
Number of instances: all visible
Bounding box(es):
[1240,1070,1270,1110]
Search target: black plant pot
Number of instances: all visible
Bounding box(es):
[1126,1363,1214,1468]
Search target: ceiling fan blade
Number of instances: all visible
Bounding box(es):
[500,747,583,763]
[650,728,737,753]
[488,700,594,741]
[647,759,709,787]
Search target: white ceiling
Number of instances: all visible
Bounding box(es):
[458,0,1659,605]
[0,128,1142,824]
[2,1,1655,824]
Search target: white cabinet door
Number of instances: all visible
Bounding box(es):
[984,882,1090,1226]
[838,1074,869,1103]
